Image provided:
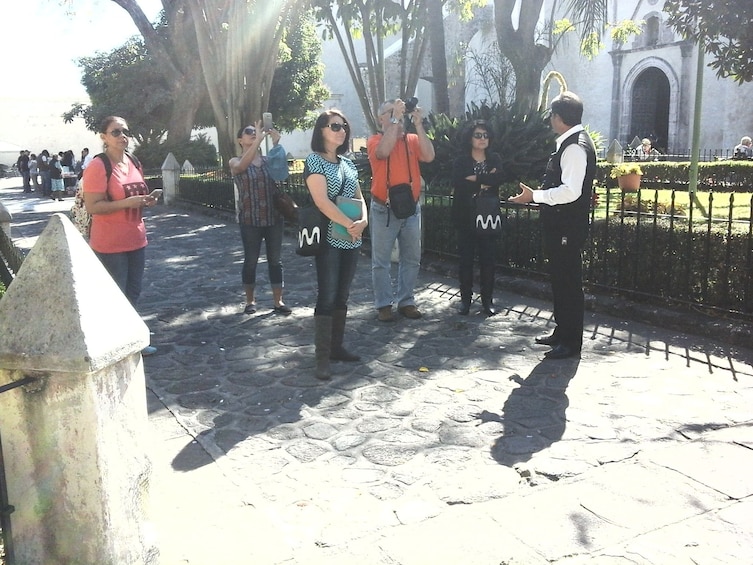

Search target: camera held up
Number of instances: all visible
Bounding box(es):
[404,97,418,113]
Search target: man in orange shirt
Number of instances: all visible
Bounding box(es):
[367,98,435,322]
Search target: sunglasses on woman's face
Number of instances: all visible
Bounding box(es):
[472,132,489,139]
[243,127,256,135]
[109,128,131,137]
[325,122,349,132]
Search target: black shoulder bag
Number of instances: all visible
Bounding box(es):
[386,138,417,219]
[296,162,346,257]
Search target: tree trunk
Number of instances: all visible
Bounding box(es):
[188,0,290,165]
[494,0,551,112]
[428,0,450,114]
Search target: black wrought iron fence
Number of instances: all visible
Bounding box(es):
[170,170,753,320]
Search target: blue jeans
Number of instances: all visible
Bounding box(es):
[314,243,359,315]
[95,247,146,306]
[369,200,421,310]
[239,223,283,289]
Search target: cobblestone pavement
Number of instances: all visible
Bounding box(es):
[3,183,753,564]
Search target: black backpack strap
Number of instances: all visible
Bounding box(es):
[95,152,141,184]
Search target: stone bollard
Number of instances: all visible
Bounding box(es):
[0,214,157,565]
[0,199,11,237]
[160,152,181,206]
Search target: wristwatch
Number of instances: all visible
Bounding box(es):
[390,116,399,124]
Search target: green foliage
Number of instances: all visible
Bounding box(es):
[597,160,753,192]
[419,102,554,192]
[664,0,753,83]
[0,280,5,299]
[135,134,218,169]
[64,38,172,146]
[269,13,330,132]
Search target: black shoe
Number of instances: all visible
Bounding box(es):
[481,300,496,316]
[544,344,580,360]
[534,334,559,346]
[458,301,470,315]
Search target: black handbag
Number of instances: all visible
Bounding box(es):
[296,204,326,256]
[273,188,299,222]
[386,138,417,219]
[296,162,347,256]
[474,190,502,235]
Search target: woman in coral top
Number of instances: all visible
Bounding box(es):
[82,115,159,355]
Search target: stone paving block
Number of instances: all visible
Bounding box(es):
[479,484,629,561]
[645,440,753,500]
[573,460,727,530]
[587,498,753,565]
[375,505,550,565]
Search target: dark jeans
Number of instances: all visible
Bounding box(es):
[95,247,146,306]
[544,231,584,349]
[314,243,359,316]
[457,227,496,300]
[239,223,284,289]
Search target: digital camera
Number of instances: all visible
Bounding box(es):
[404,97,418,113]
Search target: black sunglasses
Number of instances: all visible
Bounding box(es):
[472,132,490,139]
[243,127,257,135]
[325,122,349,132]
[109,128,131,137]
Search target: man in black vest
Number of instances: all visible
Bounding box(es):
[510,91,596,359]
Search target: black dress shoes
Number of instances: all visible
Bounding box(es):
[544,344,580,360]
[534,334,559,346]
[481,300,496,316]
[458,301,470,315]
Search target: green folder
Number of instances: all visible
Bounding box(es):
[332,196,362,241]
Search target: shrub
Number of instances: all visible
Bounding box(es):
[420,102,554,190]
[135,133,219,169]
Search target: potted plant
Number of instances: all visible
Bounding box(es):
[609,162,643,191]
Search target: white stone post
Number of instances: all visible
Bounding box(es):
[0,200,11,237]
[0,214,157,565]
[160,152,181,206]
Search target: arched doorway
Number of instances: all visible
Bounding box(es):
[630,67,670,152]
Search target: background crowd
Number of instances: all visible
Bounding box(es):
[15,147,92,198]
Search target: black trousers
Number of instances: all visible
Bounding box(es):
[543,230,584,350]
[457,227,496,301]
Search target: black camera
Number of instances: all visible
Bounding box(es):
[404,97,418,113]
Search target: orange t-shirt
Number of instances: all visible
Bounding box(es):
[367,133,422,202]
[82,156,149,253]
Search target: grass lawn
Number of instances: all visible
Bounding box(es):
[593,186,753,222]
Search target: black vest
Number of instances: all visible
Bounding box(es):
[540,129,596,243]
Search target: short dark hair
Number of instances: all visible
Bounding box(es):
[310,109,350,155]
[550,91,583,127]
[459,119,494,152]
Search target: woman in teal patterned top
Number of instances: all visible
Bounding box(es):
[304,109,368,380]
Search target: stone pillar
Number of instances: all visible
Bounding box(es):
[160,152,181,206]
[0,214,157,565]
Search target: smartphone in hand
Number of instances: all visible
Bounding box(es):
[262,112,273,132]
[149,189,163,200]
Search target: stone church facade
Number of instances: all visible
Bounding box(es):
[464,0,753,155]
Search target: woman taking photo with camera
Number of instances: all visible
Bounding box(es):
[229,119,291,315]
